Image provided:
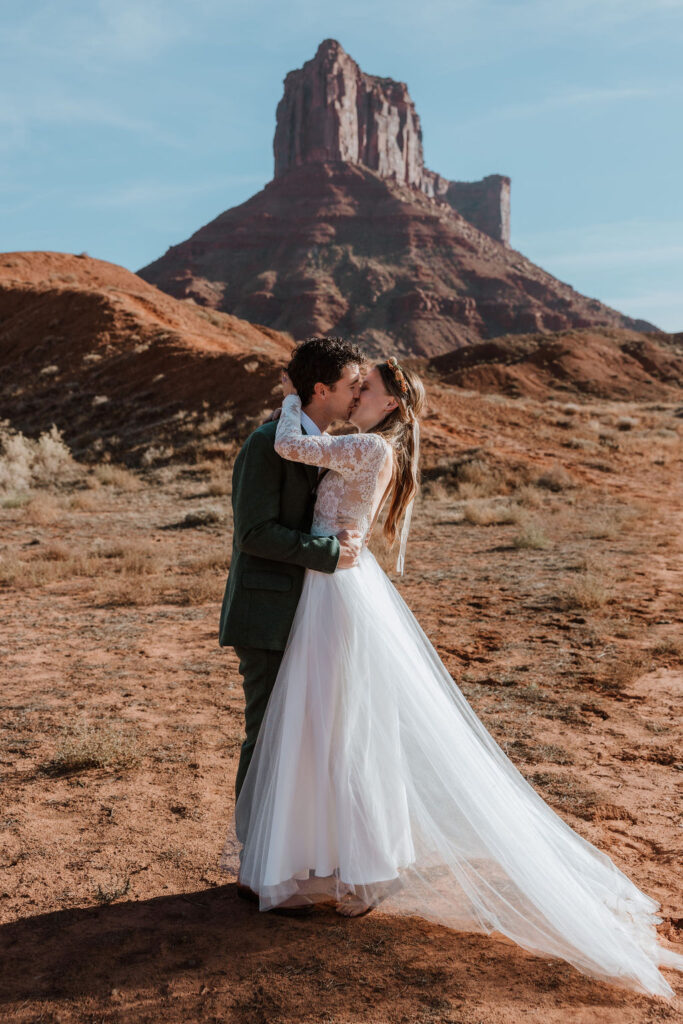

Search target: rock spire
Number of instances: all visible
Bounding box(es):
[273,39,510,245]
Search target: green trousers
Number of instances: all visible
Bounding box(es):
[233,645,284,835]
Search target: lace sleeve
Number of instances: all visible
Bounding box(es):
[274,394,390,478]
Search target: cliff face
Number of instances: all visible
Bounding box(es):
[137,41,661,356]
[273,39,510,245]
[138,162,657,359]
[274,39,425,190]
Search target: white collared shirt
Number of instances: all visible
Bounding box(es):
[300,410,322,436]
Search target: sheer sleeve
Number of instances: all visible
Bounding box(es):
[274,394,389,478]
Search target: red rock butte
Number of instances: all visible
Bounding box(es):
[138,40,660,357]
[273,38,510,246]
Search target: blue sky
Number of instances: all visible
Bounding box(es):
[2,0,682,331]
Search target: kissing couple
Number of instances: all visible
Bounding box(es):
[218,337,682,999]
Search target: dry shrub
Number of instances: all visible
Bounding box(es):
[69,490,102,512]
[514,485,543,508]
[535,465,574,492]
[44,719,145,775]
[1,493,31,509]
[595,652,646,694]
[585,513,620,540]
[0,421,74,493]
[95,578,160,607]
[118,541,163,577]
[508,739,573,765]
[25,493,62,525]
[650,636,682,659]
[463,501,523,527]
[172,573,223,606]
[93,464,142,491]
[40,541,71,561]
[565,577,610,606]
[207,468,232,497]
[0,552,20,587]
[562,437,598,451]
[422,479,450,501]
[530,772,602,821]
[187,549,229,573]
[94,874,131,905]
[512,521,551,550]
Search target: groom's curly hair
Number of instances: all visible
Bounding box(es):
[287,337,364,405]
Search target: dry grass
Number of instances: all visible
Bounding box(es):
[69,490,103,512]
[172,573,223,606]
[0,552,20,586]
[43,719,145,775]
[560,568,612,610]
[207,467,232,497]
[594,652,647,694]
[529,771,603,821]
[93,464,142,491]
[535,465,575,492]
[650,636,682,659]
[511,521,551,550]
[463,501,524,527]
[93,873,131,906]
[25,493,63,526]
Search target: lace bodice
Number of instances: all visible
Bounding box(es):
[274,394,393,540]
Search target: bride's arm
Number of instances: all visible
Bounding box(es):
[274,394,387,475]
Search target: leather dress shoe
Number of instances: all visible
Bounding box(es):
[236,881,259,904]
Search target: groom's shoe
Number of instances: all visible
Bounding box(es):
[270,900,315,917]
[236,881,259,904]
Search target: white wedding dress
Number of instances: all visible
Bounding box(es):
[220,393,683,1000]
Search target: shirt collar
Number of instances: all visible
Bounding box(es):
[300,409,322,436]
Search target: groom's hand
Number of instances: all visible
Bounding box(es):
[336,529,363,569]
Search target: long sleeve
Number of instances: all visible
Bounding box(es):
[232,428,340,574]
[274,394,388,477]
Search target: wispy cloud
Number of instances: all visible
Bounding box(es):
[1,0,192,66]
[75,176,269,209]
[451,84,670,129]
[0,92,185,150]
[602,288,683,331]
[516,217,683,268]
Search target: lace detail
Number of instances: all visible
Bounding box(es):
[274,395,392,540]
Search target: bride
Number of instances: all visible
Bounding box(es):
[221,356,683,999]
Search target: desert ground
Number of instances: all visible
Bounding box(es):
[1,385,682,1023]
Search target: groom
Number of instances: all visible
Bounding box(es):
[219,336,364,836]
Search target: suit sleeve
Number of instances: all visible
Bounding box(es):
[233,429,340,573]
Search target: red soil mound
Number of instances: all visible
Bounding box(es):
[0,252,293,462]
[428,327,683,400]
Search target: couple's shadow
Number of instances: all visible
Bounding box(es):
[0,883,270,1007]
[0,882,635,1014]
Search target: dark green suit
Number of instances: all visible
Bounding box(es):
[219,420,340,808]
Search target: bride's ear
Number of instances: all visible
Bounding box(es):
[386,397,399,413]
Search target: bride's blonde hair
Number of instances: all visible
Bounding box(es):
[371,360,426,546]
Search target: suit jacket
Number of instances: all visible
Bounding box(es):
[218,420,340,651]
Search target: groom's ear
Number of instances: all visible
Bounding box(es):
[312,381,327,400]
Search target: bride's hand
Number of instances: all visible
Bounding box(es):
[280,371,297,398]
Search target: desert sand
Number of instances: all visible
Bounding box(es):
[1,373,682,1022]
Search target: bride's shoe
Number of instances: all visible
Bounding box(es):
[334,893,379,918]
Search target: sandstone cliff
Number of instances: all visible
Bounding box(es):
[274,39,509,245]
[137,42,660,357]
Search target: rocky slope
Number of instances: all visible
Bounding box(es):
[427,327,683,400]
[0,252,293,463]
[138,160,657,359]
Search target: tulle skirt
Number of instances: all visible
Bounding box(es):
[220,546,683,999]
